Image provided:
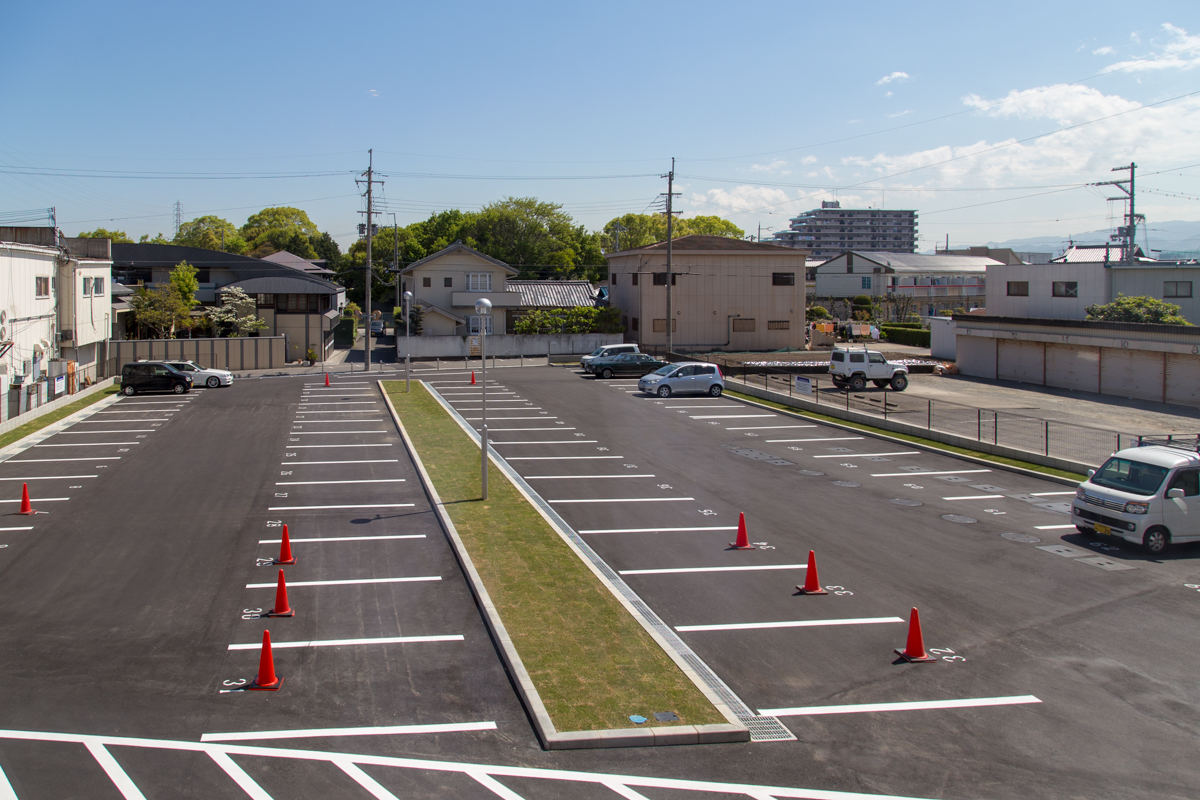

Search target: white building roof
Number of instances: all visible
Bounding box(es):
[818,251,1000,273]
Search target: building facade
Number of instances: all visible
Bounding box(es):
[814,251,997,316]
[399,242,523,335]
[768,201,917,259]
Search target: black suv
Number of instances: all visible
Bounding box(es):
[120,362,193,396]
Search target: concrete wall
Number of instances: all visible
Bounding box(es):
[0,243,60,380]
[104,336,288,375]
[929,317,956,360]
[1112,266,1200,324]
[399,333,621,359]
[984,262,1107,319]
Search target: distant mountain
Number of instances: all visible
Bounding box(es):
[983,220,1200,259]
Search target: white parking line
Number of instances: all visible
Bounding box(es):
[726,425,817,431]
[57,430,155,434]
[689,414,777,420]
[1036,524,1076,530]
[506,456,624,461]
[35,442,139,447]
[267,503,415,510]
[811,452,919,458]
[96,410,177,415]
[484,427,574,432]
[676,617,904,632]
[9,457,121,463]
[456,407,542,411]
[1030,491,1077,496]
[944,495,1005,500]
[289,431,388,435]
[620,564,806,576]
[293,411,382,414]
[282,460,400,465]
[549,497,694,504]
[448,400,529,404]
[275,479,406,486]
[0,497,69,503]
[298,402,378,406]
[286,444,393,449]
[305,383,369,387]
[201,721,498,743]
[259,534,426,544]
[0,527,34,532]
[760,696,1042,717]
[246,576,439,589]
[525,475,655,480]
[665,405,741,409]
[229,635,463,650]
[0,475,95,481]
[579,526,738,534]
[294,421,385,424]
[871,469,992,477]
[767,437,864,443]
[464,416,554,420]
[490,440,597,445]
[77,420,169,423]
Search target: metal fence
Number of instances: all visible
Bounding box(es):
[101,336,288,377]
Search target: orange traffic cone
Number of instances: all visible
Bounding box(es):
[246,630,282,690]
[17,483,34,515]
[795,550,828,594]
[894,607,937,663]
[274,524,296,565]
[265,570,294,617]
[324,372,330,387]
[470,371,476,385]
[728,512,755,550]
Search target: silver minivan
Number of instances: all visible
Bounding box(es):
[581,343,639,373]
[638,362,724,397]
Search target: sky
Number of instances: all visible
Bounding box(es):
[3,0,1199,256]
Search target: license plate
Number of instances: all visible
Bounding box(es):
[1094,523,1111,535]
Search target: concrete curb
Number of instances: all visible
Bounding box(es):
[0,377,119,439]
[380,381,753,749]
[0,379,123,463]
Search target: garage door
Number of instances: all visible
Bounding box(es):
[1100,347,1163,402]
[1165,353,1200,407]
[997,339,1045,384]
[1045,344,1099,393]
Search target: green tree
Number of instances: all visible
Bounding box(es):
[129,284,192,338]
[1085,294,1191,325]
[308,231,344,272]
[240,207,322,258]
[600,213,743,253]
[249,227,318,259]
[676,215,744,239]
[75,228,133,243]
[807,305,831,320]
[139,233,171,244]
[174,216,247,254]
[170,261,201,310]
[207,286,266,337]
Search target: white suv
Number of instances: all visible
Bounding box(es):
[581,343,639,373]
[1072,440,1200,555]
[829,347,908,391]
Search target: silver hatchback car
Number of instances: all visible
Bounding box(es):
[638,362,725,397]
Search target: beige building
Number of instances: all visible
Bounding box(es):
[400,242,523,335]
[605,235,807,352]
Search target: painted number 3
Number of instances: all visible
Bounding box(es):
[929,648,966,662]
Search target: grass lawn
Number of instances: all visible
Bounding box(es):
[0,385,120,451]
[383,381,727,733]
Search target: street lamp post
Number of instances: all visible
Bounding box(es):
[475,297,492,500]
[403,290,413,392]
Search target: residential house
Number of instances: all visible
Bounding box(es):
[605,235,807,352]
[504,280,597,332]
[262,250,336,277]
[399,242,523,335]
[815,251,998,317]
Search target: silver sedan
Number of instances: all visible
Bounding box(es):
[164,360,234,388]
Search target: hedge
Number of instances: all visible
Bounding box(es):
[884,322,924,329]
[881,327,930,347]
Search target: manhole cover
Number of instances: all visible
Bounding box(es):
[832,480,861,488]
[891,498,922,507]
[941,514,977,523]
[1001,532,1041,543]
[797,469,825,477]
[938,476,974,483]
[867,457,893,462]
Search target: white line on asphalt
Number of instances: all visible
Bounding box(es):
[456,407,542,411]
[1030,491,1077,496]
[464,416,555,420]
[77,420,170,423]
[246,576,440,589]
[620,564,806,575]
[305,383,369,387]
[665,405,741,408]
[525,475,655,480]
[0,475,95,481]
[0,764,18,800]
[0,527,34,532]
[505,455,623,460]
[726,425,818,430]
[812,452,919,458]
[871,469,992,477]
[201,721,498,743]
[289,431,387,435]
[57,430,155,434]
[579,526,738,534]
[766,437,864,443]
[34,442,138,447]
[760,695,1043,717]
[298,402,378,406]
[85,741,147,800]
[549,497,694,504]
[292,410,382,414]
[8,457,121,462]
[483,427,574,432]
[676,617,904,632]
[294,421,385,424]
[490,440,597,445]
[944,495,1005,500]
[276,479,406,486]
[689,414,777,419]
[96,410,178,414]
[267,503,415,510]
[444,393,518,397]
[228,635,463,650]
[281,459,400,465]
[0,498,69,503]
[208,749,275,800]
[259,534,427,544]
[1036,524,1077,530]
[286,444,393,448]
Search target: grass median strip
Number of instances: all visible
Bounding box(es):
[384,381,725,733]
[0,386,121,451]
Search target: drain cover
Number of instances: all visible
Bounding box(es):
[900,466,932,473]
[938,475,974,483]
[941,514,977,523]
[1037,544,1089,557]
[797,469,826,476]
[832,480,861,488]
[970,484,1010,493]
[866,457,893,462]
[891,498,923,507]
[1076,556,1137,571]
[1001,532,1041,543]
[727,448,794,466]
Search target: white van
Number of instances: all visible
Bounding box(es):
[581,343,639,373]
[1071,439,1200,554]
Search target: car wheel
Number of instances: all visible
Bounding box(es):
[708,384,723,397]
[848,375,867,392]
[657,385,672,398]
[173,383,186,394]
[207,376,220,388]
[890,373,909,391]
[831,378,847,389]
[1143,526,1170,555]
[600,368,614,379]
[122,385,136,396]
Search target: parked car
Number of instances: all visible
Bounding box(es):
[829,347,908,391]
[638,362,725,397]
[162,360,234,388]
[120,362,192,396]
[581,343,639,373]
[589,352,669,379]
[370,320,385,335]
[1072,439,1200,555]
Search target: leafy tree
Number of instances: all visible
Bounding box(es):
[129,284,192,338]
[248,227,318,259]
[207,286,266,337]
[807,305,831,320]
[75,228,133,243]
[239,207,321,258]
[308,231,344,271]
[174,216,247,254]
[600,213,743,252]
[676,215,744,239]
[394,304,424,336]
[1085,294,1191,325]
[512,307,622,335]
[469,197,605,280]
[139,233,171,244]
[170,261,201,310]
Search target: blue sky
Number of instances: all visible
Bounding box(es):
[3,1,1199,254]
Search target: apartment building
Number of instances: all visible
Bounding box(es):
[768,201,918,259]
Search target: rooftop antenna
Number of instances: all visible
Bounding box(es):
[173,201,183,237]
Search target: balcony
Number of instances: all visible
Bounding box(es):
[449,291,524,308]
[890,285,985,298]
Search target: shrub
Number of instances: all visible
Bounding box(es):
[884,322,923,329]
[851,295,873,307]
[881,327,930,347]
[807,305,831,320]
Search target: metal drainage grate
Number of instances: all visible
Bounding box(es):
[740,715,795,742]
[941,514,978,523]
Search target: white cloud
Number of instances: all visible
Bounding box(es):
[887,110,912,118]
[885,91,893,98]
[687,185,792,216]
[750,159,790,173]
[1107,23,1200,71]
[877,71,910,85]
[1093,46,1115,56]
[801,155,818,165]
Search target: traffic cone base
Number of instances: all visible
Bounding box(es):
[274,523,296,565]
[17,483,34,516]
[795,550,828,594]
[895,607,937,663]
[265,569,294,617]
[728,511,755,550]
[246,677,283,691]
[246,630,282,690]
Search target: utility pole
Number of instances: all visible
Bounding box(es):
[1092,163,1141,267]
[613,221,626,252]
[173,201,183,237]
[661,158,680,355]
[356,150,383,372]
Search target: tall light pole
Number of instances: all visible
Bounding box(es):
[475,297,492,500]
[403,290,413,392]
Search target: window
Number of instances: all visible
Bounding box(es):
[831,352,844,362]
[469,315,494,335]
[652,318,677,332]
[275,294,320,312]
[1052,281,1078,298]
[82,277,92,296]
[772,272,795,286]
[767,320,790,330]
[92,276,104,295]
[1165,281,1192,298]
[611,274,617,285]
[1168,469,1199,497]
[861,276,872,290]
[422,277,432,288]
[466,273,492,291]
[849,353,865,363]
[35,277,49,298]
[868,353,886,364]
[631,317,639,331]
[256,294,274,307]
[621,315,628,329]
[732,318,756,332]
[444,277,453,288]
[632,273,638,286]
[1007,281,1029,297]
[653,273,669,286]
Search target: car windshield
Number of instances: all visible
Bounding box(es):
[651,365,678,376]
[1091,457,1170,496]
[588,348,606,356]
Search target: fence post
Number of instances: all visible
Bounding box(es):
[883,390,888,420]
[788,373,792,397]
[977,409,981,441]
[814,377,819,404]
[1045,419,1050,456]
[927,399,932,429]
[994,410,998,445]
[520,353,523,367]
[846,390,850,413]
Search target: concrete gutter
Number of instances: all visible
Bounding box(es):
[380,382,755,750]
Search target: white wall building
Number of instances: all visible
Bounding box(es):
[815,251,998,316]
[768,201,917,259]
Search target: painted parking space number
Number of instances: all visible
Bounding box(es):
[699,509,717,516]
[929,647,965,662]
[657,484,672,490]
[824,585,853,595]
[903,483,924,489]
[280,471,292,476]
[266,520,283,527]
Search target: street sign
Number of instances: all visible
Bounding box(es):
[469,336,481,357]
